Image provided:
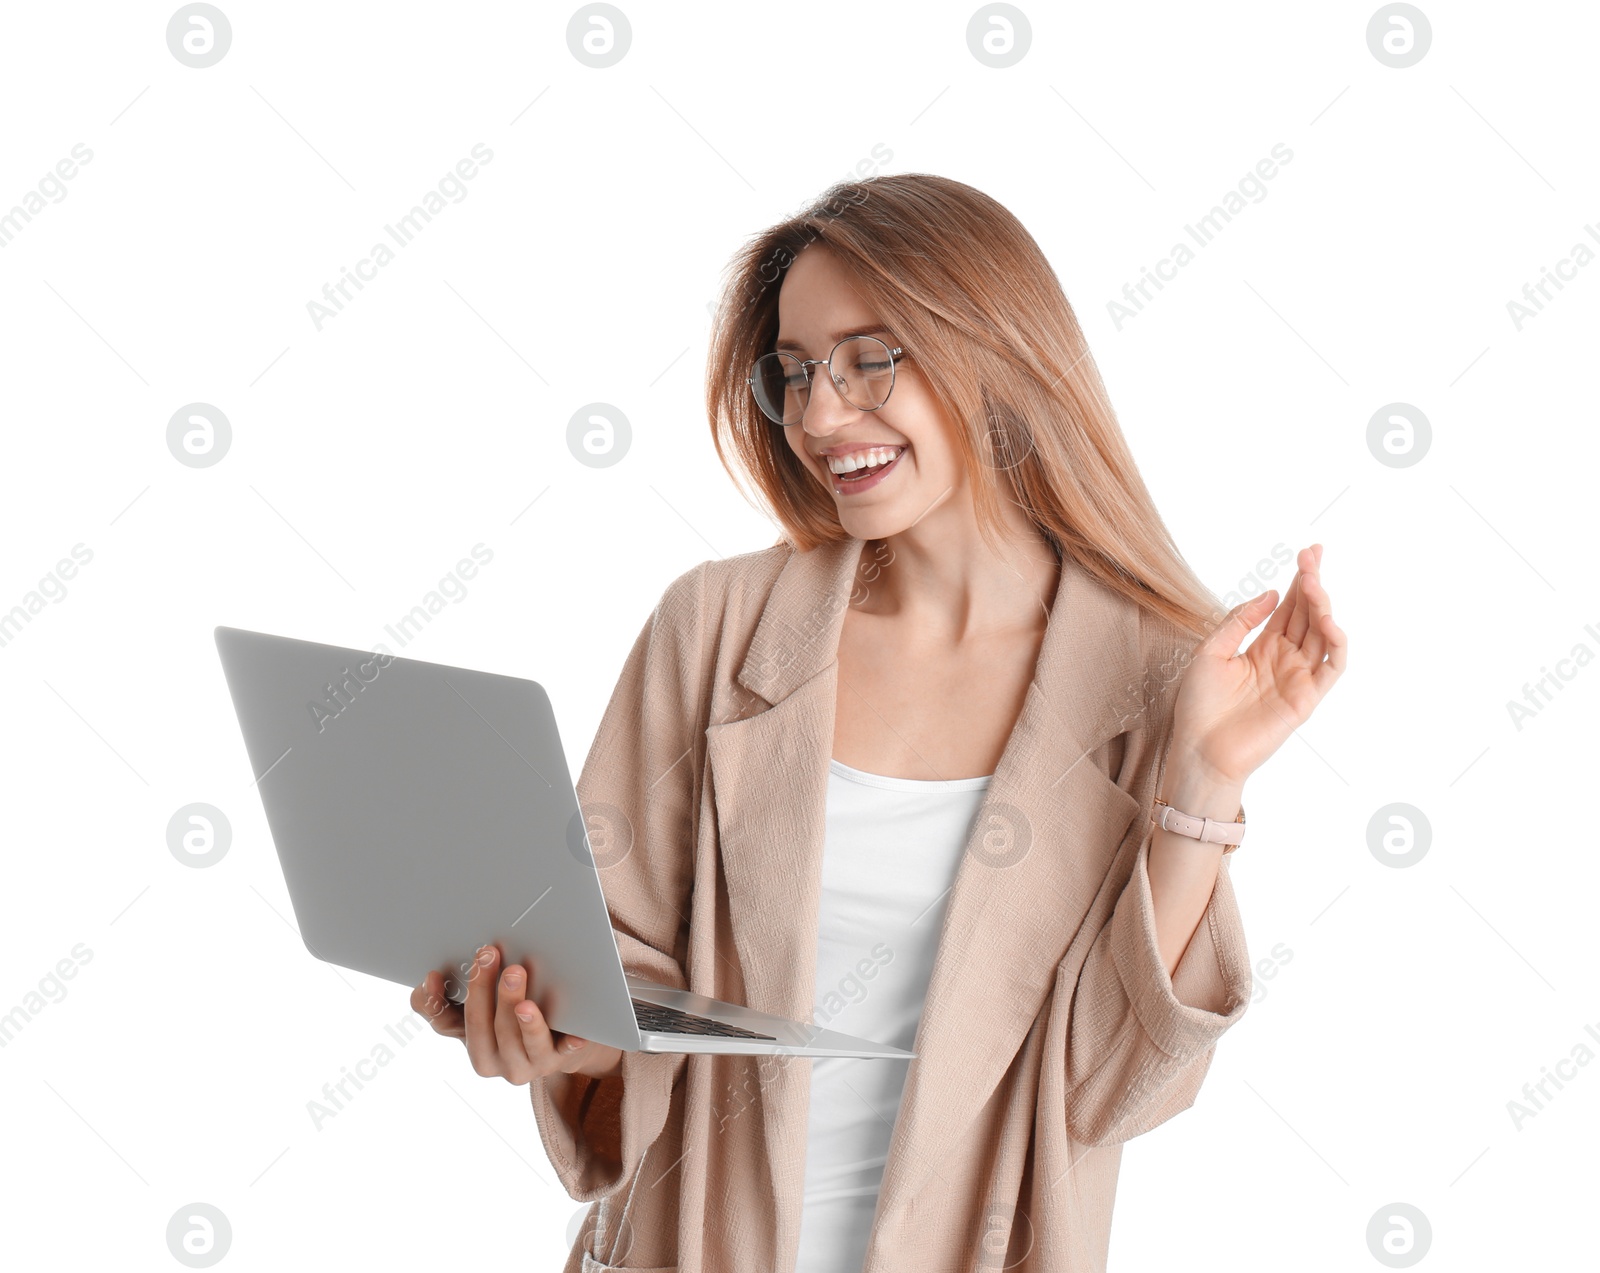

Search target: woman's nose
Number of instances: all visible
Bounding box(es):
[802,364,858,428]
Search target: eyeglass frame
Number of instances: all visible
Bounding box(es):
[745,334,908,426]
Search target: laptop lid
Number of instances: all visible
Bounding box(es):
[213,626,644,1051]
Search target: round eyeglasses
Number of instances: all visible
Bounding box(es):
[746,335,906,427]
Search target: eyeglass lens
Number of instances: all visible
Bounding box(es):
[749,336,896,426]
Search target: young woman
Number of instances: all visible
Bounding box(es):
[413,173,1346,1272]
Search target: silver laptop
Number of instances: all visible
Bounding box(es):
[214,626,913,1060]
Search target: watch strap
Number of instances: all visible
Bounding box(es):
[1152,797,1246,853]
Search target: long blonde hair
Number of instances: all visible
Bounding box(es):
[705,172,1226,639]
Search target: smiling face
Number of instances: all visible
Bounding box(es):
[775,245,968,541]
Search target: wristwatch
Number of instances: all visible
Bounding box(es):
[1151,796,1246,854]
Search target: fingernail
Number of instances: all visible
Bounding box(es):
[504,969,522,986]
[516,1003,534,1021]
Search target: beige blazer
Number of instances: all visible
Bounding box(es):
[532,534,1252,1273]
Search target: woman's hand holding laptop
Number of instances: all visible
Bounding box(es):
[410,943,625,1081]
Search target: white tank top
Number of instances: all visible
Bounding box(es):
[793,756,993,1273]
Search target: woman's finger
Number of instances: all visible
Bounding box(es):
[413,970,464,1038]
[1259,553,1303,644]
[1313,612,1348,689]
[1299,569,1332,667]
[1284,547,1316,648]
[1202,591,1276,660]
[461,945,504,1077]
[493,960,538,1082]
[513,993,562,1078]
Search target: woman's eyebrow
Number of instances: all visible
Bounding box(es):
[773,325,891,353]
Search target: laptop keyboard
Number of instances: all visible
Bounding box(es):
[630,997,778,1040]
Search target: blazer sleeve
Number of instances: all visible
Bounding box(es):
[1059,815,1252,1146]
[1057,697,1254,1147]
[528,563,706,1199]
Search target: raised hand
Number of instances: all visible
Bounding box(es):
[1169,544,1347,787]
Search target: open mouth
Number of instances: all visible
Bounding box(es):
[828,445,906,493]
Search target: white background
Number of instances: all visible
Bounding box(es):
[1,1,1595,1268]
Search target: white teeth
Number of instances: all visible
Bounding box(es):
[827,446,904,475]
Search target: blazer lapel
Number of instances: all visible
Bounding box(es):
[872,557,1150,1218]
[702,536,866,1230]
[703,534,1160,1242]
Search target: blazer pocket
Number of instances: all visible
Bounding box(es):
[1066,749,1144,868]
[1087,753,1142,830]
[580,1253,677,1273]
